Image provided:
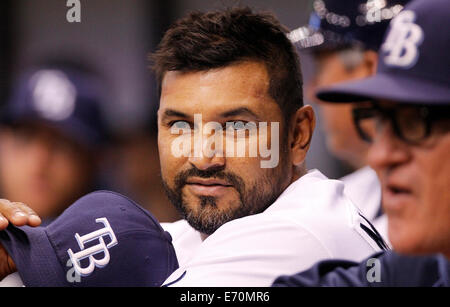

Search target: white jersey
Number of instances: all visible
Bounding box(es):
[0,273,23,287]
[340,166,388,242]
[161,169,386,287]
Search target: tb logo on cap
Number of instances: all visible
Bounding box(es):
[382,10,424,68]
[67,217,118,277]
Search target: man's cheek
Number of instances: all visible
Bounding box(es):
[158,157,173,186]
[158,139,176,163]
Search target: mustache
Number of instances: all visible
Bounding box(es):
[174,166,245,191]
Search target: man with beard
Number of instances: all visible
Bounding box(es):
[0,7,385,287]
[152,7,386,286]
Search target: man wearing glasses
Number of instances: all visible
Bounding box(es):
[291,0,410,238]
[274,0,449,286]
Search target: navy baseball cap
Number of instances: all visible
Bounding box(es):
[289,0,410,51]
[316,0,450,105]
[0,65,108,148]
[0,191,178,287]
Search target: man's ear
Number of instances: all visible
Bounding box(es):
[289,105,315,166]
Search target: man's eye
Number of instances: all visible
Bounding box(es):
[227,121,247,131]
[170,121,190,129]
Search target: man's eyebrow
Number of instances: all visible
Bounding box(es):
[220,107,260,120]
[161,109,191,119]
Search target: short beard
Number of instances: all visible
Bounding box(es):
[162,154,289,236]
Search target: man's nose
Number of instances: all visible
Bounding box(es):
[188,131,225,171]
[367,122,411,173]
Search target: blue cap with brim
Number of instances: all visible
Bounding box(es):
[289,0,410,52]
[0,67,108,148]
[316,0,450,106]
[0,191,179,287]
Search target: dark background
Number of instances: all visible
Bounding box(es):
[0,0,346,185]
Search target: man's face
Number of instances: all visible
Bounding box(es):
[158,61,292,235]
[307,51,373,168]
[368,101,450,256]
[0,122,93,218]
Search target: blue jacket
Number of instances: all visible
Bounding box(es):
[273,251,449,287]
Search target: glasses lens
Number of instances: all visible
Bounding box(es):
[353,107,377,143]
[396,107,427,143]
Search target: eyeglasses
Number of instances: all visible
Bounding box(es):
[352,103,450,144]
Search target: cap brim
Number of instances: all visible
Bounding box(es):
[316,73,450,105]
[0,225,67,287]
[0,114,102,149]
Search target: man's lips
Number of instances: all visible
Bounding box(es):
[382,180,414,213]
[384,176,413,194]
[186,178,232,186]
[185,178,233,196]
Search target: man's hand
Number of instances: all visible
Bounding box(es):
[0,199,41,280]
[0,199,42,230]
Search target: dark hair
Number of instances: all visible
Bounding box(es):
[151,7,303,123]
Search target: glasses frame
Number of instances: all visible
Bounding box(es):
[352,102,450,145]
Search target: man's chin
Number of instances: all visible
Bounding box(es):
[388,220,431,255]
[182,203,242,235]
[184,214,228,236]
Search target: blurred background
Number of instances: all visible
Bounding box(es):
[0,0,349,223]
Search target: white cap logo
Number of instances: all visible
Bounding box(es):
[67,217,118,277]
[382,10,424,68]
[30,70,77,121]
